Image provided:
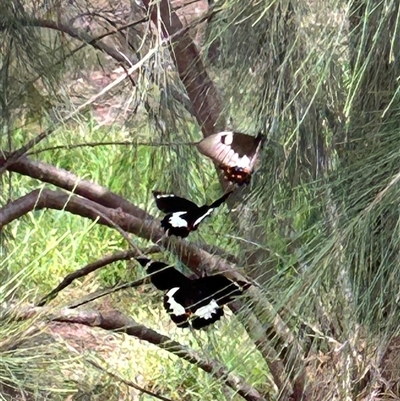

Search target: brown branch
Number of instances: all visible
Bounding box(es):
[0,188,300,398]
[5,305,267,401]
[1,152,238,261]
[0,18,144,66]
[142,0,225,136]
[0,183,238,279]
[0,154,151,219]
[37,250,142,306]
[229,300,291,396]
[142,0,230,192]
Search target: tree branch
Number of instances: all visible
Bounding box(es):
[67,277,146,309]
[4,305,267,401]
[142,0,225,136]
[0,154,151,219]
[37,250,142,306]
[86,358,176,401]
[0,187,301,398]
[0,186,240,280]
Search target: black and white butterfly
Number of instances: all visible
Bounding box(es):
[153,191,232,238]
[137,257,249,329]
[196,131,264,185]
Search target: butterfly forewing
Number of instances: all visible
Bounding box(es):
[154,191,232,238]
[153,191,199,213]
[144,260,191,290]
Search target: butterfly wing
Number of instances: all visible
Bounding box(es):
[208,191,232,209]
[196,275,247,305]
[191,303,224,329]
[186,191,232,231]
[197,131,263,167]
[153,191,199,213]
[160,192,231,237]
[197,132,264,184]
[164,283,224,329]
[164,287,190,328]
[161,211,191,238]
[138,258,191,290]
[162,273,249,329]
[189,275,248,328]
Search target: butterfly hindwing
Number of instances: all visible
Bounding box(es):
[161,271,248,329]
[195,275,245,305]
[163,283,224,329]
[197,131,264,185]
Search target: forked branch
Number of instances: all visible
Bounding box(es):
[37,250,142,306]
[0,187,301,399]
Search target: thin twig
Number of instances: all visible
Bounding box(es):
[86,358,176,401]
[67,277,146,309]
[27,140,198,156]
[0,45,158,177]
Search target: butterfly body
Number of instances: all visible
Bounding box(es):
[153,191,232,238]
[197,131,264,185]
[138,258,248,329]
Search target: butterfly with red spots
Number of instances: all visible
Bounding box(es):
[196,131,264,185]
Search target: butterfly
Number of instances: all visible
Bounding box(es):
[137,257,249,329]
[153,191,232,238]
[196,131,264,185]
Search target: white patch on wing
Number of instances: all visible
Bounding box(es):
[169,211,188,228]
[166,288,186,315]
[155,194,175,198]
[221,133,233,145]
[236,155,251,169]
[194,299,220,320]
[221,148,236,164]
[193,208,214,227]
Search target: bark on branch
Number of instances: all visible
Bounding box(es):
[0,154,150,219]
[0,186,242,281]
[2,304,267,401]
[0,186,301,399]
[143,0,225,136]
[37,250,142,306]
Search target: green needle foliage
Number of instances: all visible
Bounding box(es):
[2,0,400,399]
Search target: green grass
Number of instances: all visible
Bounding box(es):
[1,122,271,400]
